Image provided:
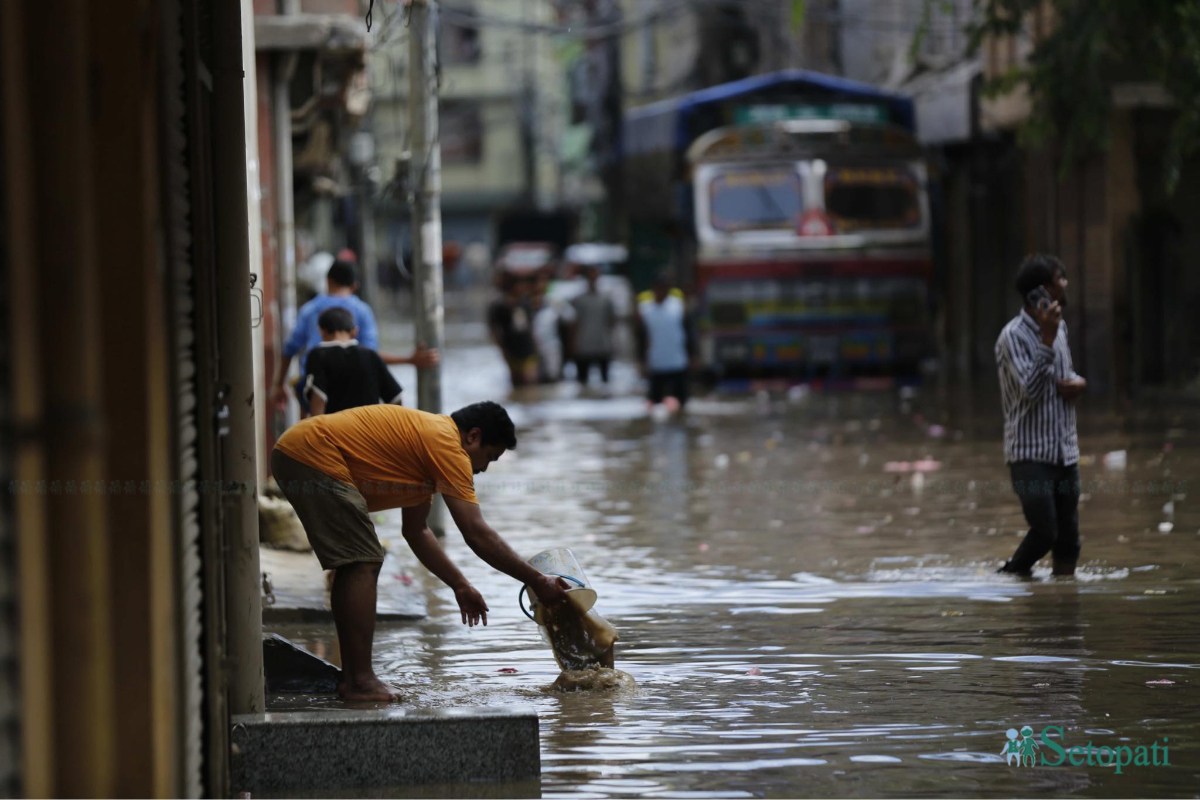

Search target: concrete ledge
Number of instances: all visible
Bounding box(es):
[260,546,426,624]
[230,707,541,793]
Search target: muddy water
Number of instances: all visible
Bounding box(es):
[272,318,1200,797]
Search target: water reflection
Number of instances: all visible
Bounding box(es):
[268,335,1200,796]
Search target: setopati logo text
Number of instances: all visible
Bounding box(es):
[1002,725,1169,774]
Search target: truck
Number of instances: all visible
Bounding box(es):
[622,70,935,387]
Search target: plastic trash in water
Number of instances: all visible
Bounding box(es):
[1102,450,1127,470]
[786,385,810,403]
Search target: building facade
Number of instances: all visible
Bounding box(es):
[370,0,569,255]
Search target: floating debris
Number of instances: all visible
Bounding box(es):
[551,666,636,693]
[883,459,941,473]
[1102,450,1127,470]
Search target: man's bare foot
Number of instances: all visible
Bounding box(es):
[338,676,403,703]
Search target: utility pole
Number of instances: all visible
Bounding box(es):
[520,0,537,205]
[215,0,265,724]
[274,0,301,428]
[408,0,447,529]
[408,0,444,414]
[350,130,378,307]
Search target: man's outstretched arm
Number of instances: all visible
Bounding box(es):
[379,345,440,368]
[401,501,488,625]
[443,495,569,606]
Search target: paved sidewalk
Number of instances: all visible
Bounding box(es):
[259,543,426,624]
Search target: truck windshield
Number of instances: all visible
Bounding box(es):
[823,165,921,232]
[708,167,802,232]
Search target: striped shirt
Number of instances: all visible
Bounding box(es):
[995,309,1079,465]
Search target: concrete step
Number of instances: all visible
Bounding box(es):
[262,633,340,694]
[230,707,541,793]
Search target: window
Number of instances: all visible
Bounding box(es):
[441,9,481,65]
[708,167,803,232]
[823,166,921,232]
[439,100,483,165]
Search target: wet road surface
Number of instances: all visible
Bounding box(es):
[269,294,1200,798]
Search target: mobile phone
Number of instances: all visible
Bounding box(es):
[1026,286,1053,312]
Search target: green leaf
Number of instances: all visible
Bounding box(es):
[790,0,806,35]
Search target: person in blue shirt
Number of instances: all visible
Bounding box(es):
[271,259,438,413]
[636,272,693,413]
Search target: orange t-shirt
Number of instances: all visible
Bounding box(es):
[275,405,478,512]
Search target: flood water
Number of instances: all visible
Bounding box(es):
[268,302,1200,798]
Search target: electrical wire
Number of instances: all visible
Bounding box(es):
[433,0,974,40]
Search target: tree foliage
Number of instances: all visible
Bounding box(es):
[964,0,1200,191]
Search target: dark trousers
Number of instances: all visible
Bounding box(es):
[648,370,689,405]
[574,356,610,385]
[1004,461,1081,573]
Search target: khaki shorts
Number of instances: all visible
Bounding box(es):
[270,449,386,570]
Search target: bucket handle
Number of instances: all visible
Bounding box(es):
[518,573,585,621]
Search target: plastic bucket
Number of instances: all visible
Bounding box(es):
[519,547,598,621]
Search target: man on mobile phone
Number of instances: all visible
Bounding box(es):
[994,254,1087,576]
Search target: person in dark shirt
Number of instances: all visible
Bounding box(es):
[303,307,404,415]
[271,259,437,415]
[487,276,539,387]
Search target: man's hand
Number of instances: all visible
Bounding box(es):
[454,583,489,627]
[1035,301,1062,346]
[409,345,440,369]
[1057,375,1087,403]
[530,573,571,608]
[270,384,290,411]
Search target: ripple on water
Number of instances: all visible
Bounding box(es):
[637,758,829,772]
[918,751,1005,764]
[337,371,1200,798]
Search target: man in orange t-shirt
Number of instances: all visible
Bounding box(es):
[271,400,569,702]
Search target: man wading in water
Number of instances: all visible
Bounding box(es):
[995,254,1086,577]
[271,401,570,701]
